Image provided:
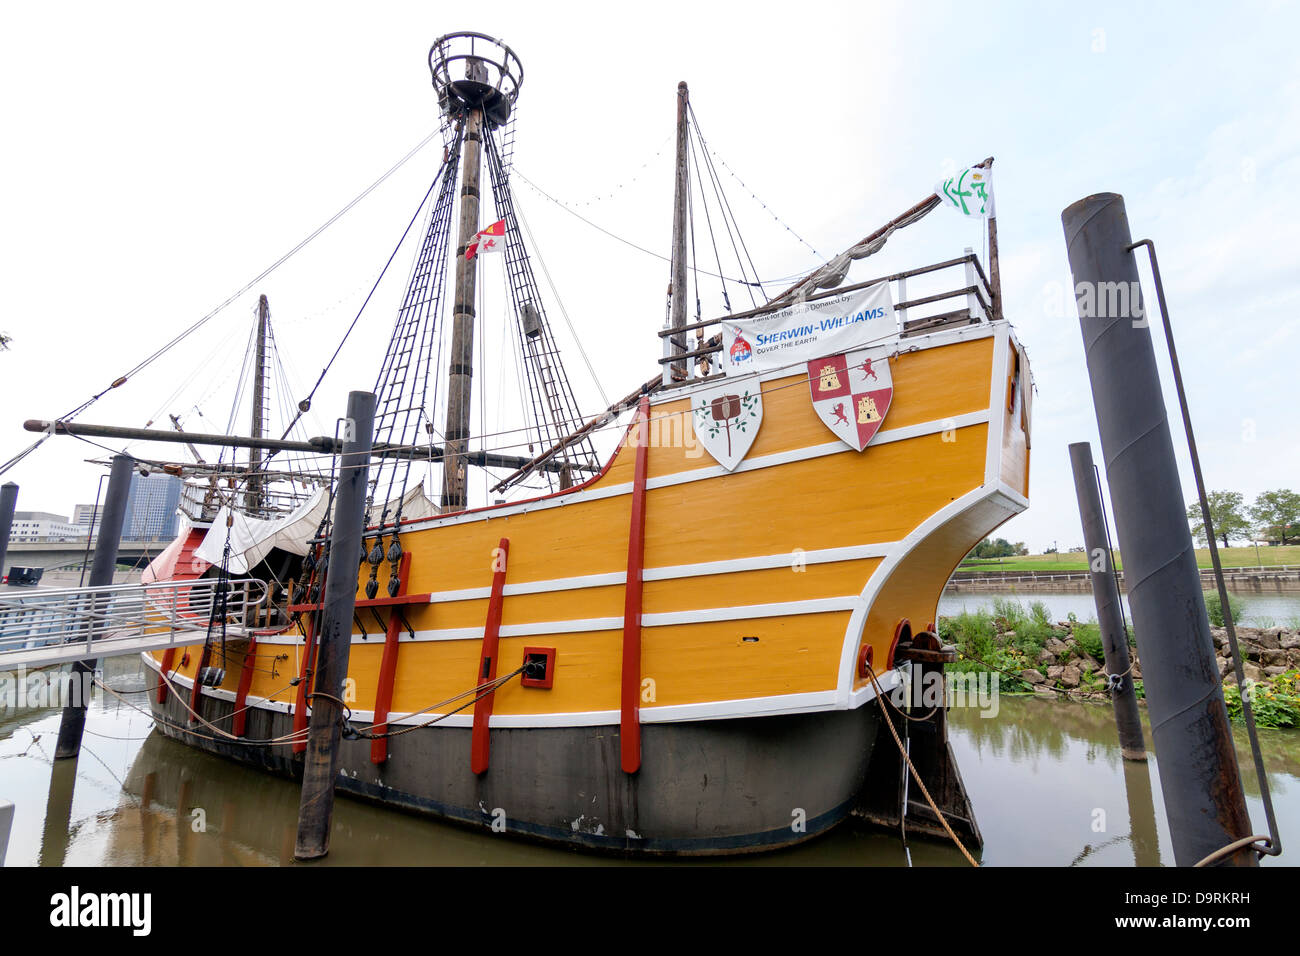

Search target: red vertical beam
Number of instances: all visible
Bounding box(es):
[621,397,651,774]
[292,612,319,755]
[370,552,412,765]
[471,538,509,774]
[156,648,176,704]
[231,637,258,738]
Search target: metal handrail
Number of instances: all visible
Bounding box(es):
[178,480,317,523]
[656,252,994,379]
[428,32,523,107]
[0,577,268,667]
[656,253,993,341]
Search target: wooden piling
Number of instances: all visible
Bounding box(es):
[293,391,375,861]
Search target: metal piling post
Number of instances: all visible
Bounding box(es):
[1062,193,1253,867]
[54,454,133,760]
[0,481,17,579]
[1068,441,1145,760]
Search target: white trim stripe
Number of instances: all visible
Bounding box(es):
[644,408,991,493]
[398,405,991,534]
[249,594,862,646]
[426,539,900,606]
[984,324,1010,489]
[143,653,903,727]
[833,482,1028,705]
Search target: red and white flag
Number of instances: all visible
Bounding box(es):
[465,219,506,260]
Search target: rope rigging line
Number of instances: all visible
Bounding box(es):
[513,197,611,408]
[46,129,443,433]
[72,366,835,489]
[686,141,702,323]
[96,657,525,750]
[545,132,672,208]
[685,126,734,316]
[511,167,802,288]
[363,128,462,542]
[703,143,823,260]
[280,131,463,448]
[688,104,765,308]
[227,131,464,523]
[351,666,527,739]
[865,663,980,867]
[482,129,602,495]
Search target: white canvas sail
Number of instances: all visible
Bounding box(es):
[371,483,441,524]
[194,488,329,574]
[195,483,441,574]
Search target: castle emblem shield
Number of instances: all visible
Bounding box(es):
[806,347,893,451]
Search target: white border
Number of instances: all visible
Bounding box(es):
[832,483,1026,706]
[143,653,903,727]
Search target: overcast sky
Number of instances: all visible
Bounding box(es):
[1,1,1297,550]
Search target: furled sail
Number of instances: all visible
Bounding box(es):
[371,483,441,524]
[195,489,329,574]
[194,484,440,574]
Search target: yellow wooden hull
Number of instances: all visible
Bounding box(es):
[144,319,1030,852]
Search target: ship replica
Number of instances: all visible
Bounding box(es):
[58,33,1034,855]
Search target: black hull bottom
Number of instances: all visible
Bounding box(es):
[148,690,881,856]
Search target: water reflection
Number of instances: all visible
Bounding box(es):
[949,695,1297,866]
[1123,759,1161,868]
[2,659,1295,867]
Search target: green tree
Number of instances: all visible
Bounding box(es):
[971,537,1019,558]
[1186,491,1250,547]
[1250,489,1300,545]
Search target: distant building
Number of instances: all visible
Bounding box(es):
[10,511,84,542]
[72,503,97,527]
[123,474,183,540]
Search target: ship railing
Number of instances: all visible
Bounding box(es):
[657,250,993,384]
[178,479,319,524]
[0,577,268,670]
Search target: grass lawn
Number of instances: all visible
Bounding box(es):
[958,544,1300,572]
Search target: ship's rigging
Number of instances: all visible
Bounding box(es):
[14,33,862,545]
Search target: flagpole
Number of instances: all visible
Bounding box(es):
[986,158,1002,321]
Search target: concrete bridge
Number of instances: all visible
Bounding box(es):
[3,540,166,573]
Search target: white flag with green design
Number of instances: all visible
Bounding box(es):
[935,165,993,217]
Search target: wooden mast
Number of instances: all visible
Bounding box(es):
[441,106,484,512]
[667,81,690,383]
[247,293,270,513]
[986,160,1003,320]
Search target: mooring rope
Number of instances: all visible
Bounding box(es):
[96,660,526,749]
[865,663,980,867]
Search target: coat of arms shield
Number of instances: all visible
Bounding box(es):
[807,347,893,451]
[692,381,762,471]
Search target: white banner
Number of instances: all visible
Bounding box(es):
[721,282,895,376]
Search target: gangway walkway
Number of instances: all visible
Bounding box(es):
[0,578,267,670]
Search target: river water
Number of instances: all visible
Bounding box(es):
[2,652,1296,867]
[940,590,1300,628]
